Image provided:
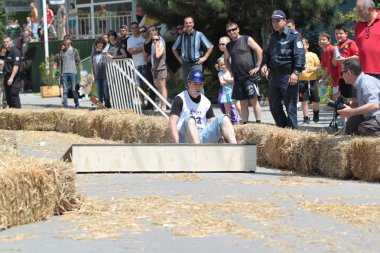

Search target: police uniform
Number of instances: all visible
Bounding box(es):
[2,46,22,108]
[262,17,305,129]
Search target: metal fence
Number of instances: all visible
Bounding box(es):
[106,59,170,118]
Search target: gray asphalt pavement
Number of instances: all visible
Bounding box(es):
[0,92,379,253]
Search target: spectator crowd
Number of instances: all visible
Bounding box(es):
[1,0,379,141]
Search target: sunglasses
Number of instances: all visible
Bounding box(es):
[365,26,370,39]
[226,27,238,33]
[340,70,349,75]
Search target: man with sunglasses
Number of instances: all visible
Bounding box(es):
[355,0,380,80]
[224,22,263,124]
[337,58,380,136]
[169,69,236,144]
[261,10,305,129]
[172,16,213,86]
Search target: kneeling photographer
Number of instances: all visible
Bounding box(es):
[337,59,380,136]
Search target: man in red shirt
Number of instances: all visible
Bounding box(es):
[355,0,380,80]
[334,23,359,100]
[46,4,57,38]
[318,32,339,99]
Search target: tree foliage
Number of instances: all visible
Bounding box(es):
[138,0,344,46]
[0,1,5,40]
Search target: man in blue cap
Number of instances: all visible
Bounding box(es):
[169,69,237,144]
[261,10,305,129]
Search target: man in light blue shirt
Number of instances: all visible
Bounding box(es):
[338,58,380,136]
[172,16,213,86]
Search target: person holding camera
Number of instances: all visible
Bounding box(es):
[224,22,263,124]
[337,59,380,136]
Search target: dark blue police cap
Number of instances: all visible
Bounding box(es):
[271,10,287,19]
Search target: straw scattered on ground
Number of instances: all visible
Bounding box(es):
[298,201,380,227]
[57,196,285,240]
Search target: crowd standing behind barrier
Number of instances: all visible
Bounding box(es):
[1,1,379,134]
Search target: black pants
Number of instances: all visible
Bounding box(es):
[3,74,21,108]
[269,71,299,129]
[346,114,380,136]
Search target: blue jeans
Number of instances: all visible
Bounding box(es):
[135,65,148,85]
[62,73,79,108]
[179,115,225,143]
[32,23,39,41]
[182,61,202,87]
[96,78,110,108]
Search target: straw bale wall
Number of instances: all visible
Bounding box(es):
[0,110,379,182]
[0,155,79,230]
[348,138,380,182]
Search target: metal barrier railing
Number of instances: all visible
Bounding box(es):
[105,58,170,118]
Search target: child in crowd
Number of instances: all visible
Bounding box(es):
[91,36,110,108]
[333,23,359,103]
[318,32,339,99]
[217,58,235,122]
[298,38,321,124]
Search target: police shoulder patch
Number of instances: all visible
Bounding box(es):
[296,41,304,49]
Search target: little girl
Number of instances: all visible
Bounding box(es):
[217,58,235,120]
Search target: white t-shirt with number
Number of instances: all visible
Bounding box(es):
[176,90,211,131]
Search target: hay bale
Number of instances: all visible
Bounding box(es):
[55,110,89,134]
[0,155,79,229]
[18,109,62,131]
[0,130,17,154]
[235,124,278,166]
[0,109,23,130]
[318,136,353,179]
[349,138,380,182]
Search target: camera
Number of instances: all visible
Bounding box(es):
[249,73,267,85]
[327,95,347,111]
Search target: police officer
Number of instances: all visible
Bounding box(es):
[261,10,305,129]
[1,36,22,108]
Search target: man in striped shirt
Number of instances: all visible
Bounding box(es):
[172,16,214,86]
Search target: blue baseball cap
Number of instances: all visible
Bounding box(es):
[271,10,286,19]
[187,69,205,83]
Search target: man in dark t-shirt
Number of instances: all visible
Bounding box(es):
[224,22,263,124]
[1,36,22,108]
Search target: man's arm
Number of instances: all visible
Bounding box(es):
[74,49,82,71]
[224,49,233,75]
[169,114,180,143]
[7,65,19,86]
[127,45,144,55]
[172,35,183,64]
[248,36,263,75]
[338,103,380,119]
[197,44,213,65]
[290,33,305,86]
